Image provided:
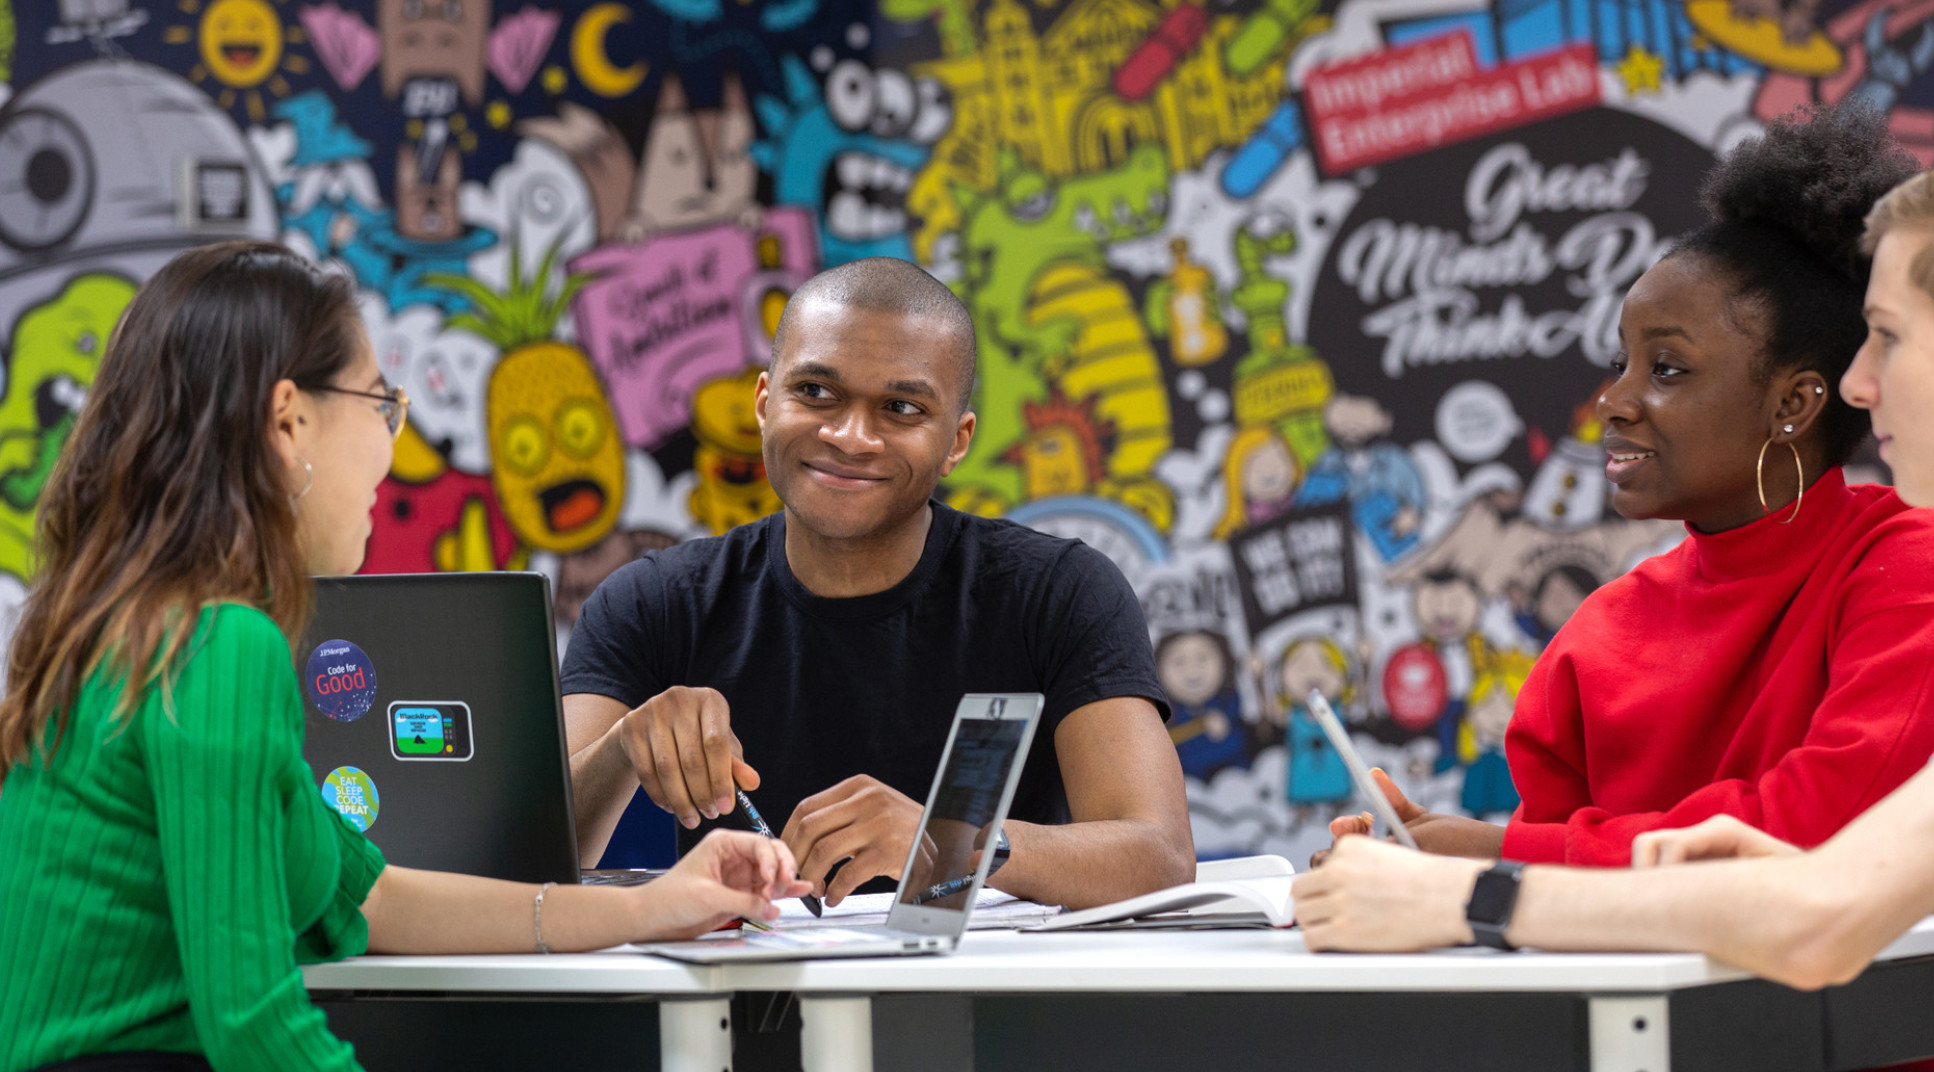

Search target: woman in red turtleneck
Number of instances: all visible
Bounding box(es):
[1501,462,1934,865]
[1327,103,1934,869]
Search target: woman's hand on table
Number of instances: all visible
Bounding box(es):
[632,829,812,941]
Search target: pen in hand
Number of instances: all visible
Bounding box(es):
[913,829,1011,905]
[735,787,823,917]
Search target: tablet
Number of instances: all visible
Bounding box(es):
[1305,689,1420,851]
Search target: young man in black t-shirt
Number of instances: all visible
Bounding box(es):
[562,258,1194,911]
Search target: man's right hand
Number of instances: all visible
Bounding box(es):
[612,686,761,829]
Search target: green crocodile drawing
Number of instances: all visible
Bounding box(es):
[947,144,1175,528]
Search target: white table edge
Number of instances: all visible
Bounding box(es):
[301,915,1934,997]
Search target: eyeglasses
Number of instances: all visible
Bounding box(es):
[312,384,411,440]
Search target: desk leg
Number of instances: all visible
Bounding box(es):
[800,994,874,1072]
[660,996,734,1072]
[1589,996,1670,1072]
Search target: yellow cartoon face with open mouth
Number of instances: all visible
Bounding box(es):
[487,344,627,554]
[199,0,283,87]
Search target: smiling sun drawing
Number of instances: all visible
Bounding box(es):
[164,0,310,121]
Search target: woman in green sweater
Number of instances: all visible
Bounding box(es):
[0,242,810,1072]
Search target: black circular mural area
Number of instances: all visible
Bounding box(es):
[1308,108,1716,478]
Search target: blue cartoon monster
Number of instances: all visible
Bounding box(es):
[751,53,949,266]
[272,92,492,316]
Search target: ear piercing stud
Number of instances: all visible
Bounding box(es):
[1784,424,1795,434]
[1815,386,1825,394]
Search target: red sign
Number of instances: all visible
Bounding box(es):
[1305,33,1601,174]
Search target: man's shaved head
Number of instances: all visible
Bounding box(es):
[771,258,977,413]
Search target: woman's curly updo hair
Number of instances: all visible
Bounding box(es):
[1671,103,1920,467]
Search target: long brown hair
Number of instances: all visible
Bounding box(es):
[0,242,365,774]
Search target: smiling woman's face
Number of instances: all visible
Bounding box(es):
[1601,255,1826,533]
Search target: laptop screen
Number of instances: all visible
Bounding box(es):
[887,694,1040,935]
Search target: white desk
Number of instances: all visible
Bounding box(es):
[303,919,1934,1072]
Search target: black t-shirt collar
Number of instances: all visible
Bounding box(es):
[764,500,959,620]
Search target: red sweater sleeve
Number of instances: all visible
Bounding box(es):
[1503,602,1934,866]
[1498,639,1591,862]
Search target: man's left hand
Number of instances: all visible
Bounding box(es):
[782,775,932,906]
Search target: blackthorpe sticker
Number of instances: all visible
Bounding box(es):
[388,701,475,761]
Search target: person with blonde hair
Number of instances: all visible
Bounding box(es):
[1213,425,1300,540]
[1455,651,1536,817]
[1291,155,1934,995]
[1275,637,1353,813]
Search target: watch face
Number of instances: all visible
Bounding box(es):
[1467,865,1522,924]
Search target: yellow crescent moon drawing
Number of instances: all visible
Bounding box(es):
[572,3,648,97]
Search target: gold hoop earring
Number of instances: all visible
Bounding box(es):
[291,460,313,504]
[1756,439,1804,524]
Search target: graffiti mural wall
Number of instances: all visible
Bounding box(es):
[0,0,1897,863]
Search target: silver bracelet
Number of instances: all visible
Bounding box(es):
[533,881,556,954]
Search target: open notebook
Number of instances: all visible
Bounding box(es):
[1027,855,1296,931]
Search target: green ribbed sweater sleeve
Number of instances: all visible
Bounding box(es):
[141,607,370,1072]
[296,809,385,964]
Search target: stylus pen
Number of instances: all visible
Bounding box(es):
[736,787,823,917]
[912,833,1010,905]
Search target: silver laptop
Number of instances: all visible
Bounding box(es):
[642,693,1042,962]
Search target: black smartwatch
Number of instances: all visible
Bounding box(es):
[1465,860,1526,950]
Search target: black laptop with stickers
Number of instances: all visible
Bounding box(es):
[299,572,585,885]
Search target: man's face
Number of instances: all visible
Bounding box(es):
[756,300,974,541]
[1847,228,1934,507]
